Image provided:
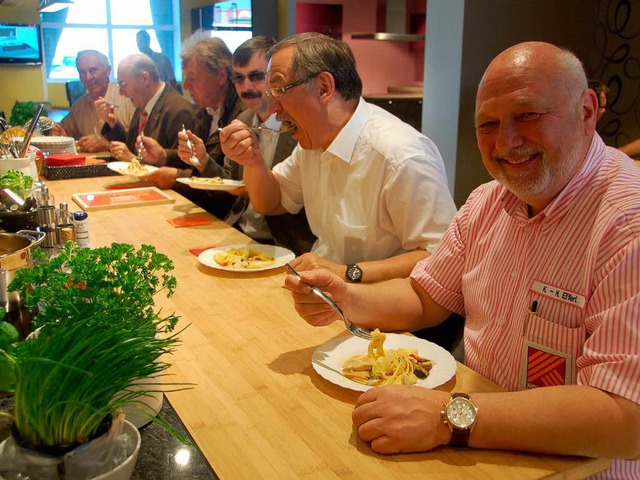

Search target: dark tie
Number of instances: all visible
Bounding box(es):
[138,111,148,135]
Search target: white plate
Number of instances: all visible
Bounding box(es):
[107,161,158,177]
[312,333,457,392]
[30,135,75,145]
[197,244,295,272]
[176,177,245,191]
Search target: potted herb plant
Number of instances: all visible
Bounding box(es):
[0,242,184,480]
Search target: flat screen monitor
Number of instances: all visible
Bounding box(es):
[0,23,43,65]
[192,0,252,52]
[212,0,252,29]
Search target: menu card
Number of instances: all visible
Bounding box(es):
[71,187,175,211]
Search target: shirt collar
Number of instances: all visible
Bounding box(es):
[500,134,605,223]
[205,106,219,118]
[143,82,165,117]
[323,97,367,164]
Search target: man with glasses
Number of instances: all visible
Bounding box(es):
[102,53,195,163]
[221,32,457,283]
[50,50,134,152]
[139,33,245,218]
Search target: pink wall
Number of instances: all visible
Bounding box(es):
[295,0,425,94]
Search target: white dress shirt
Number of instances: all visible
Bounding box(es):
[272,98,456,264]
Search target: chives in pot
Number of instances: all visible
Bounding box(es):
[0,242,186,479]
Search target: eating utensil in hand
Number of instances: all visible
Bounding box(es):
[217,123,294,137]
[285,263,372,340]
[182,124,201,167]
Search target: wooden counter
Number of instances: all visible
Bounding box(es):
[46,176,610,480]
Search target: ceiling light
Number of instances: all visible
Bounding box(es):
[38,0,73,13]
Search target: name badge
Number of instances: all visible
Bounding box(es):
[531,280,586,308]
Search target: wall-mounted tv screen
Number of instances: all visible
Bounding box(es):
[191,0,252,52]
[0,23,43,65]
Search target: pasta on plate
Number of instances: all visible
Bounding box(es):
[213,247,275,269]
[123,158,150,175]
[342,329,433,386]
[189,176,225,185]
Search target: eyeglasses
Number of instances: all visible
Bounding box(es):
[265,77,309,100]
[230,70,266,84]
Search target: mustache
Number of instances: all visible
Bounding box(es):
[241,91,262,100]
[491,146,543,160]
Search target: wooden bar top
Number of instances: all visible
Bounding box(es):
[46,176,609,480]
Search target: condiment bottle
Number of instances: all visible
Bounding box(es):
[73,211,90,248]
[56,202,76,244]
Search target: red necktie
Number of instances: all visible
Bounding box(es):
[138,111,148,135]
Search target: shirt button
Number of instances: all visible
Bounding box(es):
[497,317,505,325]
[511,270,518,279]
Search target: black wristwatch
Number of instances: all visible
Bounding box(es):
[345,264,363,283]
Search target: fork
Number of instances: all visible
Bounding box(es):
[182,124,201,167]
[217,123,294,137]
[285,263,372,340]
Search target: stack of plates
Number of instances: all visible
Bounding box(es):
[29,136,77,155]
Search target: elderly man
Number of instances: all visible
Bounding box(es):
[50,50,134,152]
[140,34,244,221]
[285,42,640,477]
[176,35,315,254]
[221,33,456,282]
[102,54,195,162]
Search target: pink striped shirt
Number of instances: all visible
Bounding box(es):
[412,135,640,479]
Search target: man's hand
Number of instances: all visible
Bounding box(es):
[139,135,167,166]
[289,253,345,279]
[227,186,247,197]
[220,119,262,167]
[109,141,134,162]
[139,167,178,189]
[178,129,207,171]
[94,97,116,128]
[283,268,348,326]
[352,385,451,454]
[77,134,109,152]
[49,123,68,137]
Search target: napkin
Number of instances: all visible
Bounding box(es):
[168,214,212,228]
[189,245,219,257]
[45,153,86,167]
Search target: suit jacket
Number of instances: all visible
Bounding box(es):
[103,85,195,153]
[171,88,245,219]
[205,109,316,256]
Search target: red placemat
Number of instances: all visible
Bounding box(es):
[189,245,220,257]
[168,214,212,228]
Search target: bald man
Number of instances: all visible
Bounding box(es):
[284,42,640,477]
[102,53,195,162]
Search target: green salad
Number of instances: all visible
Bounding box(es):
[0,169,33,197]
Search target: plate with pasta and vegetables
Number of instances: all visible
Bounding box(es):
[198,244,295,272]
[176,176,244,191]
[311,329,457,391]
[107,159,158,177]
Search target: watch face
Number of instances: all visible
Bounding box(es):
[346,264,362,282]
[446,397,477,429]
